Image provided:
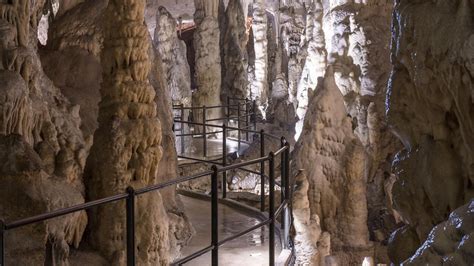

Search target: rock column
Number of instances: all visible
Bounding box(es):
[86,0,170,264]
[193,0,222,130]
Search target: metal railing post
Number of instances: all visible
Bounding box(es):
[222,124,227,199]
[211,166,219,266]
[126,187,136,266]
[203,106,207,158]
[280,137,286,230]
[1,219,5,266]
[284,142,290,249]
[237,102,241,152]
[268,152,275,266]
[226,96,230,120]
[260,130,265,212]
[180,105,185,155]
[252,100,257,131]
[245,98,249,141]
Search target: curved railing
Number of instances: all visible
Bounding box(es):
[0,99,294,266]
[172,98,294,265]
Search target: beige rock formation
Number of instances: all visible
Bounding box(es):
[0,0,89,264]
[84,0,171,264]
[294,0,326,139]
[292,67,371,264]
[0,134,87,265]
[154,6,192,107]
[386,0,474,262]
[149,13,194,258]
[221,0,249,101]
[250,0,269,112]
[192,0,222,128]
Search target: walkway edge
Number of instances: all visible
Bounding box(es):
[177,189,294,265]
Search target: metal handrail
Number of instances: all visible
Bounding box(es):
[0,100,293,266]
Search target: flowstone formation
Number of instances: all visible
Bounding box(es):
[292,68,371,265]
[192,0,222,126]
[0,0,88,264]
[85,0,171,264]
[154,6,192,108]
[250,0,269,111]
[386,0,474,262]
[221,0,249,101]
[272,1,397,263]
[294,0,326,138]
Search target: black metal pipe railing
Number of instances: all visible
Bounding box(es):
[211,165,219,265]
[222,124,227,199]
[172,245,214,265]
[0,100,292,266]
[177,155,224,165]
[126,187,136,265]
[217,219,270,246]
[260,130,266,212]
[268,152,276,266]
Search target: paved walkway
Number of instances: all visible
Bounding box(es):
[178,195,281,265]
[178,137,250,161]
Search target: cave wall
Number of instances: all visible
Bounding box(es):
[0,0,89,264]
[386,0,474,263]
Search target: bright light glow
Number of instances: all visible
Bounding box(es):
[362,257,374,266]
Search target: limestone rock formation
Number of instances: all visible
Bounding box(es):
[294,0,326,139]
[250,0,269,112]
[0,134,87,265]
[149,13,194,258]
[154,6,192,107]
[84,0,171,264]
[386,0,474,262]
[221,0,249,100]
[292,67,371,264]
[192,0,222,125]
[41,0,106,139]
[0,0,89,264]
[153,5,195,158]
[278,0,306,110]
[403,199,474,265]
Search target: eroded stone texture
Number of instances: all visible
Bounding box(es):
[149,17,194,259]
[250,0,268,112]
[294,0,326,139]
[403,199,474,265]
[386,0,474,262]
[154,6,192,107]
[0,0,89,264]
[292,67,371,264]
[153,6,195,156]
[41,0,106,138]
[192,0,222,127]
[0,134,87,266]
[221,0,249,101]
[85,0,170,264]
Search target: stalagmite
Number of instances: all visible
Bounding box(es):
[85,0,170,264]
[221,0,249,100]
[294,0,327,140]
[154,7,192,108]
[293,67,371,264]
[250,0,269,114]
[192,0,222,127]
